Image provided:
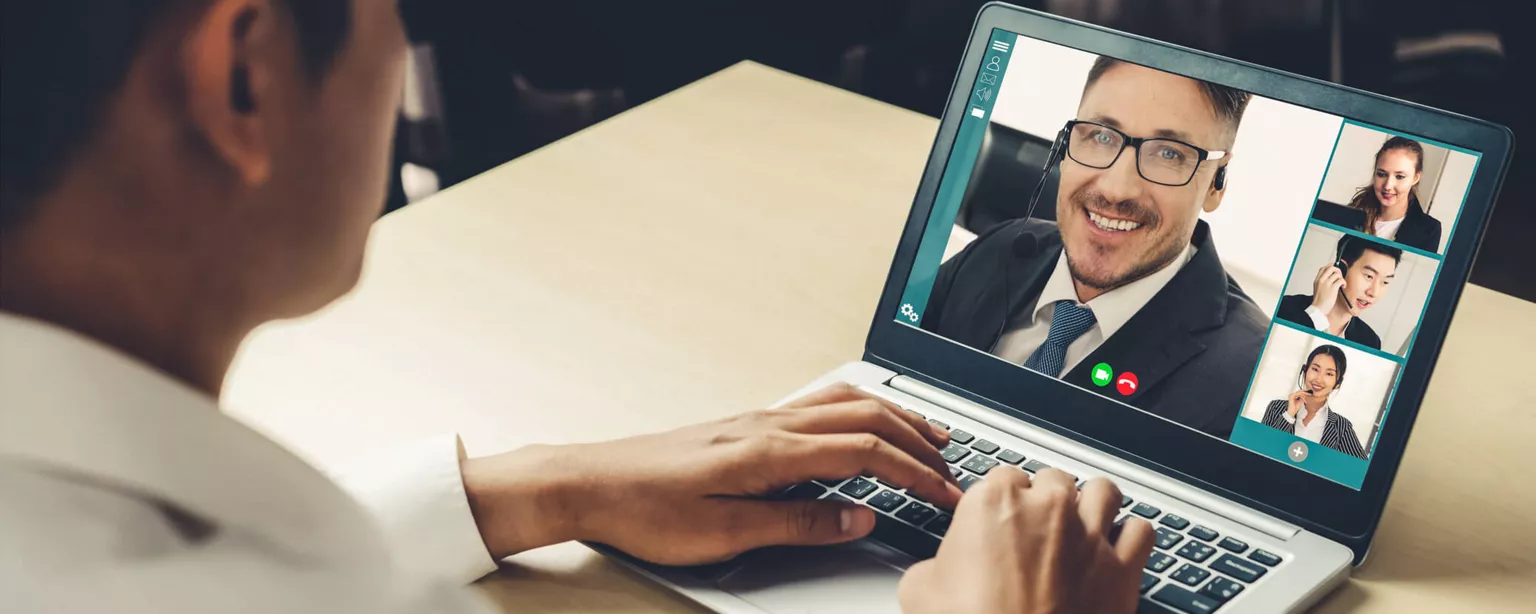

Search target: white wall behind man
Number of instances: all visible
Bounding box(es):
[990,36,1343,312]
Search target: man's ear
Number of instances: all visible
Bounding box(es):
[181,0,275,186]
[1201,154,1234,214]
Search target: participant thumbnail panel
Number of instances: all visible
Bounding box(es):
[1233,324,1403,487]
[1273,224,1440,357]
[1310,121,1478,255]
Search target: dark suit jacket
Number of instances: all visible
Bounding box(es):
[1390,199,1442,254]
[920,218,1269,439]
[1260,400,1367,459]
[1275,294,1381,349]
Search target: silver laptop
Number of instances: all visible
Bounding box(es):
[595,4,1513,612]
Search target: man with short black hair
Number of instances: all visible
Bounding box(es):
[922,55,1268,439]
[1276,236,1403,350]
[0,2,1153,613]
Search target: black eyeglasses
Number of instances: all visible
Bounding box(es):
[1063,120,1226,187]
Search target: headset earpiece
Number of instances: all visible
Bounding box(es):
[1213,166,1227,191]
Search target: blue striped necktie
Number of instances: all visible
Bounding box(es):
[1023,300,1097,378]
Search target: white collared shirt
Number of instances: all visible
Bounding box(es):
[0,313,499,613]
[1280,402,1331,444]
[993,243,1196,376]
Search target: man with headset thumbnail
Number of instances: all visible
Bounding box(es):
[1275,235,1401,350]
[920,56,1268,439]
[1259,344,1369,459]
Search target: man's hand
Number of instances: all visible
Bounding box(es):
[461,384,962,564]
[898,468,1155,614]
[1310,264,1345,314]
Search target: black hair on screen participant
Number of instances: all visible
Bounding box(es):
[1260,345,1368,459]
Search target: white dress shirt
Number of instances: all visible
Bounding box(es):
[0,313,499,613]
[1373,216,1404,241]
[993,244,1196,376]
[1279,402,1331,444]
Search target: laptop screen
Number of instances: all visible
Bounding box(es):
[893,29,1482,490]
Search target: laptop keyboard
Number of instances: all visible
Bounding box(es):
[779,401,1287,613]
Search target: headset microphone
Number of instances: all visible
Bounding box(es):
[1334,236,1354,310]
[1010,126,1070,259]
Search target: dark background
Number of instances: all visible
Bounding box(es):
[391,0,1532,302]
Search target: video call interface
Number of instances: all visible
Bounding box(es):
[895,30,1481,489]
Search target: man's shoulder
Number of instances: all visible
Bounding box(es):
[1350,318,1382,347]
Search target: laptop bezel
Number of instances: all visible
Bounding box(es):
[863,2,1512,561]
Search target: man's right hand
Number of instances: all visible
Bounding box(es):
[898,468,1155,614]
[1310,264,1345,314]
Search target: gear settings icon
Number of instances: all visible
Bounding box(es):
[899,303,919,323]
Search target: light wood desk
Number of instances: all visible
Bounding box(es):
[225,62,1536,613]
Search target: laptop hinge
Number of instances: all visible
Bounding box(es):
[889,375,1302,542]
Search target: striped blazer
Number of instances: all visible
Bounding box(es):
[1260,400,1367,459]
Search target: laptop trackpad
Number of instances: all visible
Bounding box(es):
[716,543,908,613]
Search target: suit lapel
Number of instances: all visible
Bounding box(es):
[1062,221,1230,402]
[953,220,1061,351]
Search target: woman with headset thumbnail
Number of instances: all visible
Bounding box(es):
[1345,136,1442,253]
[1261,344,1369,459]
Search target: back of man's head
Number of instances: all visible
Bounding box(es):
[0,0,351,231]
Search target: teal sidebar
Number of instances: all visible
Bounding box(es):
[894,30,1018,328]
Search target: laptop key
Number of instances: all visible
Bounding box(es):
[838,478,877,499]
[1248,549,1282,567]
[1176,541,1217,563]
[970,439,1001,455]
[1209,554,1267,583]
[894,502,938,526]
[939,443,971,463]
[1189,526,1219,542]
[997,449,1026,464]
[924,513,952,537]
[903,408,926,420]
[869,510,940,559]
[1121,495,1133,508]
[1199,577,1244,604]
[1150,584,1223,614]
[1159,514,1191,530]
[1022,459,1051,473]
[948,465,963,478]
[1217,537,1248,553]
[961,454,1000,475]
[1140,572,1160,594]
[947,429,975,444]
[1170,564,1211,587]
[868,490,907,513]
[958,474,982,492]
[823,493,853,504]
[1145,551,1177,573]
[927,419,949,430]
[812,478,845,488]
[1155,527,1185,550]
[1131,502,1162,519]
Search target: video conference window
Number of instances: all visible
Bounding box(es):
[894,30,1481,489]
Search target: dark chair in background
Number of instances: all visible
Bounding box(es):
[956,122,1060,234]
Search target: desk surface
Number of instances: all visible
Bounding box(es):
[226,62,1536,613]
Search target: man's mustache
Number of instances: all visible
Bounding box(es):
[1069,189,1160,228]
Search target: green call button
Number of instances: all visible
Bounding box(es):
[1091,363,1114,387]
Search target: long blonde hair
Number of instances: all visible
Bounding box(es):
[1348,136,1424,230]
